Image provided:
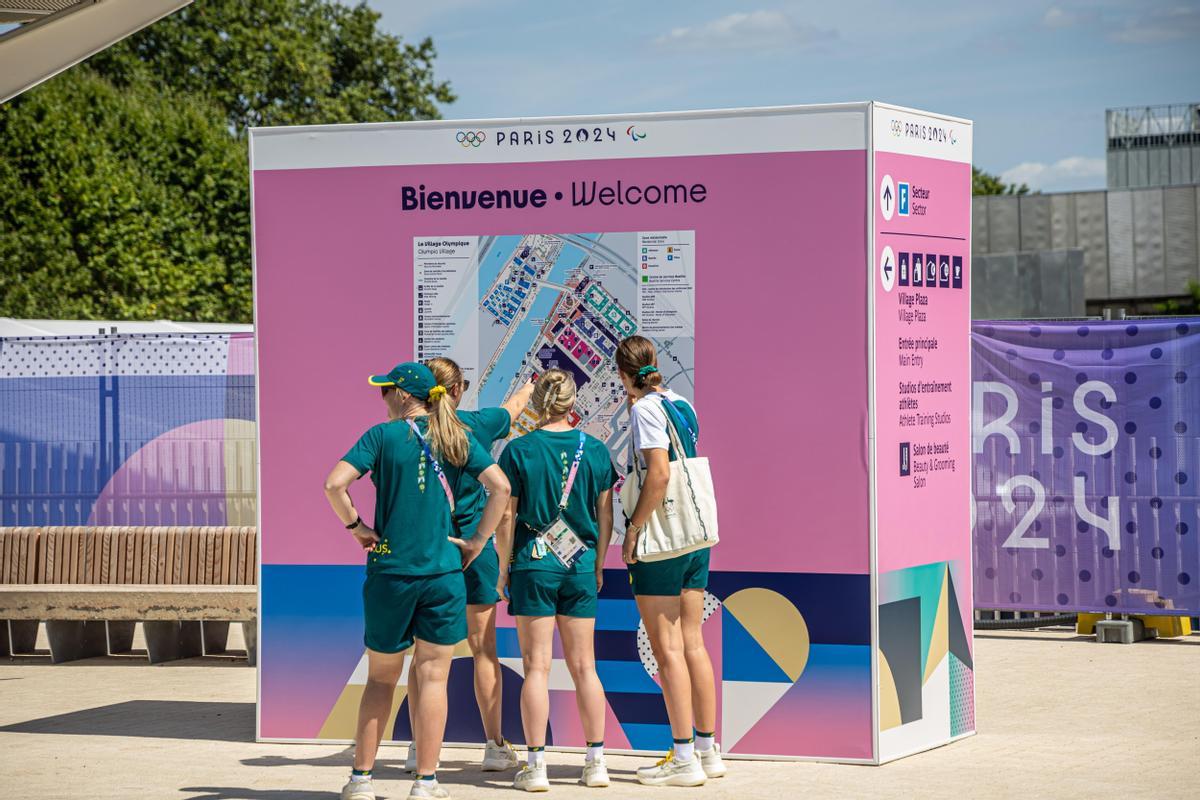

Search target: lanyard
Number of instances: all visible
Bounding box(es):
[657,395,698,449]
[557,431,587,510]
[407,419,455,513]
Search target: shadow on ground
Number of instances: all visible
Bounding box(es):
[0,700,254,742]
[239,751,639,794]
[180,789,340,799]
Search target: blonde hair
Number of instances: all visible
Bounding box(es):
[398,374,469,467]
[616,335,663,390]
[532,369,577,427]
[426,357,465,395]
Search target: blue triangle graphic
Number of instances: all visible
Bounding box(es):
[722,609,792,683]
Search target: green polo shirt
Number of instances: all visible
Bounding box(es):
[453,407,512,540]
[498,428,619,574]
[342,416,494,576]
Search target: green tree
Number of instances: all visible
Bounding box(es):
[973,166,1029,196]
[0,69,250,320]
[88,0,454,134]
[0,0,453,322]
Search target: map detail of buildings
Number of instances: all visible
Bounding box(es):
[413,232,696,477]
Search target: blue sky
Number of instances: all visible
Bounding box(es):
[367,0,1199,193]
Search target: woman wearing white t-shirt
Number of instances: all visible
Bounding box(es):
[616,335,725,787]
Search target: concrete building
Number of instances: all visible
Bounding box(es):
[973,103,1200,319]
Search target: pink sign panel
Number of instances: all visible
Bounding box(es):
[871,106,976,761]
[251,104,973,763]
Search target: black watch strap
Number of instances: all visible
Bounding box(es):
[346,516,362,530]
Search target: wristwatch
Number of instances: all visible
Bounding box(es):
[346,516,362,531]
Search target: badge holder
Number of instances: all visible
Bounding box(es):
[532,431,588,569]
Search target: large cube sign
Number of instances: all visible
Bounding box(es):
[250,103,974,763]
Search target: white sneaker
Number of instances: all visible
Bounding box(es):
[514,762,551,792]
[482,738,520,771]
[408,779,450,799]
[699,743,727,778]
[635,751,707,787]
[405,744,439,774]
[581,758,610,787]
[341,777,375,800]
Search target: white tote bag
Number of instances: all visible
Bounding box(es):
[620,397,719,562]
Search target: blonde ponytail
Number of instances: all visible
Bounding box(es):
[532,369,577,427]
[426,389,470,466]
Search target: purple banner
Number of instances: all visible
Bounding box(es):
[972,319,1200,614]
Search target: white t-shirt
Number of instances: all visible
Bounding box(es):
[630,388,695,466]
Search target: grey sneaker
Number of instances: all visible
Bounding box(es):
[699,743,727,778]
[482,738,520,771]
[340,777,375,800]
[635,751,707,786]
[408,779,450,799]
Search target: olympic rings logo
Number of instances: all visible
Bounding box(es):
[456,130,486,147]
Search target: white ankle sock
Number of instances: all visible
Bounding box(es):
[695,733,715,752]
[528,748,545,767]
[586,742,604,762]
[673,740,694,762]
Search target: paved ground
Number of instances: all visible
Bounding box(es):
[0,627,1196,799]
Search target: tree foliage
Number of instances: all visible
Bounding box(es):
[0,0,453,322]
[973,166,1030,196]
[88,0,454,134]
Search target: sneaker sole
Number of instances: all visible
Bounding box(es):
[583,779,610,788]
[703,767,727,778]
[636,774,707,787]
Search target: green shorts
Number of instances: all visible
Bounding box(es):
[362,571,466,653]
[464,541,500,606]
[509,570,597,618]
[629,549,711,597]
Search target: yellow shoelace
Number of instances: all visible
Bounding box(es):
[654,749,675,768]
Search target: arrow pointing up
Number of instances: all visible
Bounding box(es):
[883,185,893,206]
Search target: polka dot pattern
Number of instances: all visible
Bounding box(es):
[973,319,1197,614]
[0,335,233,378]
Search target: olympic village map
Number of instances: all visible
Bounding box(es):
[413,232,696,471]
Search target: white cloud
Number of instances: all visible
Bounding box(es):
[1041,6,1098,29]
[1110,5,1200,43]
[654,10,836,51]
[1001,156,1106,191]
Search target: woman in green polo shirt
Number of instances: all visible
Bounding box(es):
[397,356,533,773]
[617,335,725,788]
[324,362,511,800]
[495,369,619,792]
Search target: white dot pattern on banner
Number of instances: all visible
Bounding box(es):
[637,590,720,679]
[0,334,231,378]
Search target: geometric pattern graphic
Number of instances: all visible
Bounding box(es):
[877,560,975,760]
[0,333,255,526]
[260,565,874,760]
[879,596,922,728]
[949,654,974,737]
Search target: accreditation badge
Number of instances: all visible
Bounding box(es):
[537,517,587,569]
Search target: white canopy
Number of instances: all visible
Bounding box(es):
[0,0,192,104]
